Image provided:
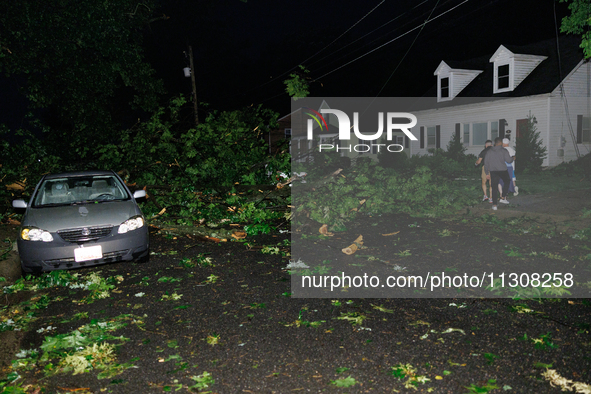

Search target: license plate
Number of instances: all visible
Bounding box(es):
[74,245,103,262]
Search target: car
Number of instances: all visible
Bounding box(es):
[12,170,149,273]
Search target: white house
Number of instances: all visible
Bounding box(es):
[410,36,591,167]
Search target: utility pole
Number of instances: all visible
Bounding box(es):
[188,45,199,126]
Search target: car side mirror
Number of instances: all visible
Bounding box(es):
[133,190,146,199]
[12,199,28,209]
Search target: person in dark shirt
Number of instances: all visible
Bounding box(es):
[484,137,514,210]
[474,140,493,202]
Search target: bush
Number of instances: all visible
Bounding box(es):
[1,97,292,225]
[408,149,477,179]
[515,113,547,174]
[376,137,409,170]
[293,160,475,228]
[444,130,467,162]
[548,152,591,180]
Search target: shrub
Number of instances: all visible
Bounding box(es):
[377,139,409,169]
[293,161,474,228]
[444,130,467,162]
[515,113,547,174]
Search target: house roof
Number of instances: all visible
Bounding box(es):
[433,60,482,76]
[424,35,584,98]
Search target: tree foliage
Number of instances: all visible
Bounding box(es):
[515,113,547,173]
[284,65,311,99]
[560,0,591,59]
[93,96,283,187]
[376,136,408,169]
[445,130,467,162]
[294,161,475,228]
[0,0,164,147]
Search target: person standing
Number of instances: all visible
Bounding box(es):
[474,140,493,202]
[497,137,516,196]
[503,137,518,195]
[484,137,514,211]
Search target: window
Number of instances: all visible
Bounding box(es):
[490,121,499,141]
[290,137,313,156]
[284,128,292,139]
[320,135,338,145]
[463,123,470,144]
[358,139,378,154]
[497,64,510,90]
[473,122,488,146]
[427,126,436,147]
[33,175,129,208]
[462,121,500,146]
[440,77,449,98]
[583,117,591,143]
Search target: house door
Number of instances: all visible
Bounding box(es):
[516,119,528,141]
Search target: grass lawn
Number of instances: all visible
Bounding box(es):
[514,171,591,195]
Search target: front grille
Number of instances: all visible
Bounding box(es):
[58,225,113,242]
[103,250,129,260]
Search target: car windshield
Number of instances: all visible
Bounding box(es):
[32,175,130,207]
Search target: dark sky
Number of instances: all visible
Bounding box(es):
[0,0,575,128]
[143,0,573,115]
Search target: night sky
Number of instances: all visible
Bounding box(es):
[143,0,573,115]
[0,0,576,126]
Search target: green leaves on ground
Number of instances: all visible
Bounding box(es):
[465,379,499,393]
[293,162,475,228]
[188,371,215,391]
[390,363,431,389]
[35,315,136,378]
[330,375,357,388]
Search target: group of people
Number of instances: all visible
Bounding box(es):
[475,137,518,211]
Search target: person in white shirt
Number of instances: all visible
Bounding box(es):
[498,137,518,196]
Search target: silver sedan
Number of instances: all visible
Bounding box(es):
[12,170,149,273]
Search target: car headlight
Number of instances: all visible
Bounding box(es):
[118,216,145,234]
[21,227,54,242]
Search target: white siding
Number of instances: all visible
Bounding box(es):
[451,71,481,98]
[434,61,481,101]
[513,57,546,88]
[548,61,591,165]
[494,51,513,64]
[490,46,546,93]
[409,97,550,167]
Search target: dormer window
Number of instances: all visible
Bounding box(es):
[490,45,546,94]
[497,64,510,89]
[434,61,482,102]
[440,77,449,98]
[493,61,513,93]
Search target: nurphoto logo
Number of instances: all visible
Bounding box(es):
[305,108,417,153]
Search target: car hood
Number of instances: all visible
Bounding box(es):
[24,201,141,232]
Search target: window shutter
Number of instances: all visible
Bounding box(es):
[436,125,441,149]
[577,115,583,144]
[455,123,460,141]
[499,119,505,139]
[405,136,409,149]
[420,127,425,149]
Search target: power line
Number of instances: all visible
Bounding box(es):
[298,0,386,67]
[223,0,387,99]
[314,0,471,81]
[306,0,431,69]
[308,0,443,78]
[372,0,441,99]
